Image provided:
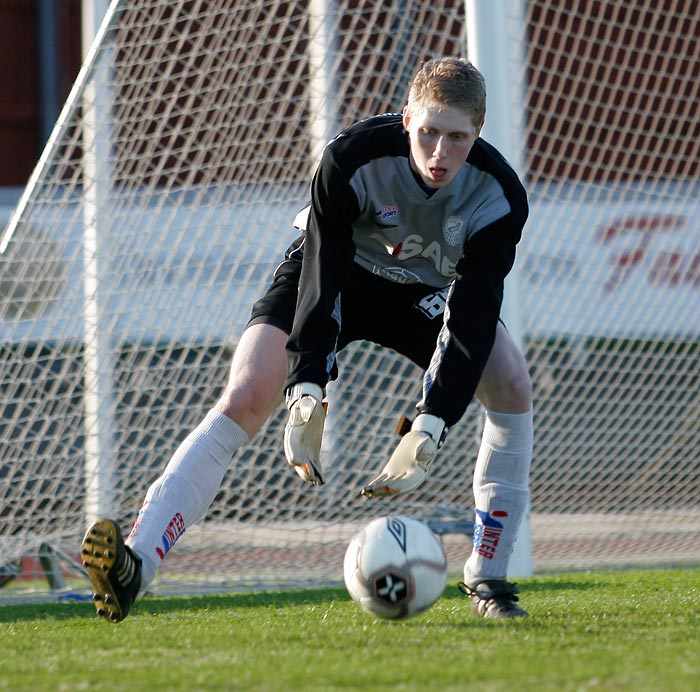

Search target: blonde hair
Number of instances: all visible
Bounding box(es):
[406,58,486,126]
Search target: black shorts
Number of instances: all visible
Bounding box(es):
[247,257,450,371]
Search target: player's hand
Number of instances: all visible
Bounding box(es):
[284,383,326,485]
[361,414,446,498]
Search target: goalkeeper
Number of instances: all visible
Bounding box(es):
[82,57,533,622]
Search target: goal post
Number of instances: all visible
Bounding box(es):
[466,0,532,579]
[1,0,699,599]
[81,0,118,527]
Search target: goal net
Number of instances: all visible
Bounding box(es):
[1,0,698,598]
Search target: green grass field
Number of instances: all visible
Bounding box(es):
[1,568,698,692]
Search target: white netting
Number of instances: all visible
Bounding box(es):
[0,0,698,597]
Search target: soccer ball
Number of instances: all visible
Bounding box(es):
[343,515,447,619]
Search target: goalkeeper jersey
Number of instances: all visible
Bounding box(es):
[286,113,528,427]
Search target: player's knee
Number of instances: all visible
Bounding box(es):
[217,381,281,437]
[509,367,533,410]
[478,365,532,413]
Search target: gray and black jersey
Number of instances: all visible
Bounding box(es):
[284,113,528,427]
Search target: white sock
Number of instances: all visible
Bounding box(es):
[464,408,533,585]
[126,409,249,591]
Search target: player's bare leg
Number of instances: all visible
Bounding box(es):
[474,321,532,415]
[216,322,288,437]
[84,323,288,621]
[127,323,288,584]
[462,322,533,618]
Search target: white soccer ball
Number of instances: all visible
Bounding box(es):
[343,515,447,619]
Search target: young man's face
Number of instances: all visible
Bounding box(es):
[403,103,482,189]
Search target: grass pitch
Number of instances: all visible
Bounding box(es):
[1,568,698,691]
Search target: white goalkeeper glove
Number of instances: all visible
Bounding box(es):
[284,382,326,486]
[361,413,446,498]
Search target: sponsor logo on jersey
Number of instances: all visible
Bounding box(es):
[367,230,459,280]
[376,204,398,221]
[369,233,402,257]
[395,234,458,276]
[472,509,509,560]
[371,265,422,284]
[374,205,399,229]
[156,512,185,559]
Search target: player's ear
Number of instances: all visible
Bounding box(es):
[402,106,411,131]
[475,119,484,137]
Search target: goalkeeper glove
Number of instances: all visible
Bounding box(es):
[284,382,326,485]
[361,413,446,498]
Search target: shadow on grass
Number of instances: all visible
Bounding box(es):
[513,578,604,594]
[0,576,609,623]
[0,586,348,623]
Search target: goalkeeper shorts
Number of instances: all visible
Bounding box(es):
[246,252,450,372]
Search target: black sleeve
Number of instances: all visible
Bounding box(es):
[285,149,360,390]
[418,209,526,427]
